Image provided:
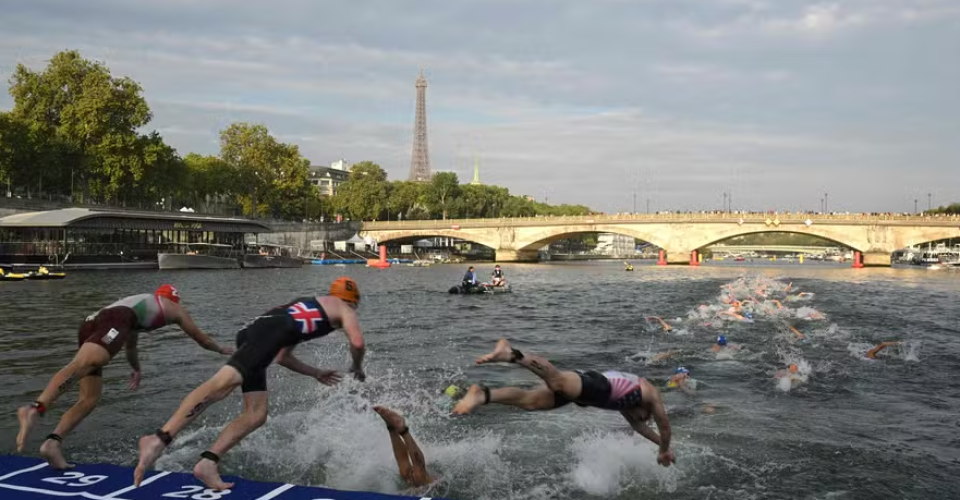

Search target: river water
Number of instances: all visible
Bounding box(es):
[1,262,959,500]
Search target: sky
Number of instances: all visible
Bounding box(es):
[1,0,958,213]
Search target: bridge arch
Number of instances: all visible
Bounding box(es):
[359,229,500,250]
[684,225,868,254]
[513,224,667,252]
[899,230,960,250]
[696,229,855,252]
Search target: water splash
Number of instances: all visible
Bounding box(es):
[568,431,682,496]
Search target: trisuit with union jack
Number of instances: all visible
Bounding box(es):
[133,277,366,492]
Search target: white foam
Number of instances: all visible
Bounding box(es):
[568,431,681,496]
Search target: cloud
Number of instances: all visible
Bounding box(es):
[0,0,957,213]
[675,0,960,42]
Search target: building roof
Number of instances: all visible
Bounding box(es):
[0,208,273,233]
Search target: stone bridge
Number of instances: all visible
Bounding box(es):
[360,213,960,266]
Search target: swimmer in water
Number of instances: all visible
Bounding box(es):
[719,302,749,321]
[373,406,435,492]
[711,335,740,353]
[452,339,676,467]
[668,367,695,395]
[15,285,232,470]
[788,325,807,342]
[133,277,366,490]
[866,341,901,359]
[651,350,682,364]
[775,364,801,380]
[646,316,673,332]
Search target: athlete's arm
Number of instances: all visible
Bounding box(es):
[866,341,898,359]
[125,333,142,390]
[341,306,366,377]
[623,413,661,446]
[276,347,320,377]
[125,332,141,372]
[172,307,232,355]
[649,392,673,456]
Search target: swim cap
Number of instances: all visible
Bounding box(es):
[675,366,690,374]
[329,277,360,305]
[789,364,798,373]
[745,312,753,319]
[717,335,727,346]
[444,385,462,398]
[155,284,180,304]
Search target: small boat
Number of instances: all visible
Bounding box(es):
[158,243,241,270]
[448,283,512,294]
[242,243,304,269]
[25,266,66,280]
[0,269,27,281]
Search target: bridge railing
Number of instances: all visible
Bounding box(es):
[363,212,960,230]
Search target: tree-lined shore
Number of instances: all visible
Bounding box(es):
[0,50,592,221]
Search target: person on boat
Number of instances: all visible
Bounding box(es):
[491,265,506,287]
[461,266,478,291]
[452,339,676,467]
[133,277,366,491]
[866,341,901,359]
[15,285,233,470]
[373,406,437,493]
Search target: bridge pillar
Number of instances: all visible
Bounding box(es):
[496,249,539,263]
[861,252,892,267]
[666,251,691,265]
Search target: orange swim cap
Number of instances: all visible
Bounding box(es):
[789,364,798,373]
[329,277,360,305]
[155,284,180,304]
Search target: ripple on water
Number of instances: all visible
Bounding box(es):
[2,263,960,499]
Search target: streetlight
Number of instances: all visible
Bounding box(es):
[914,198,918,214]
[928,192,932,211]
[824,192,829,213]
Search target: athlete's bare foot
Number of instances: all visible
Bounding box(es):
[476,338,515,365]
[194,458,234,491]
[40,439,74,470]
[452,384,486,415]
[134,434,166,487]
[16,406,40,452]
[373,406,407,433]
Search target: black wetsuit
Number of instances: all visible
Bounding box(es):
[226,297,334,393]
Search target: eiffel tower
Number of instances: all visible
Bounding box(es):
[408,70,432,182]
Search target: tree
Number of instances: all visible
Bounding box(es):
[266,147,313,220]
[219,123,279,218]
[428,171,460,219]
[331,161,389,220]
[7,50,152,202]
[387,180,428,220]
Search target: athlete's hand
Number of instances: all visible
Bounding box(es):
[657,449,675,467]
[350,366,366,382]
[218,345,235,355]
[128,370,141,390]
[315,370,343,386]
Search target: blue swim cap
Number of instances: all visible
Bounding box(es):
[745,312,753,319]
[675,366,690,374]
[717,335,728,346]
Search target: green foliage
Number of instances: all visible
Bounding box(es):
[928,203,960,215]
[331,161,390,221]
[428,171,460,219]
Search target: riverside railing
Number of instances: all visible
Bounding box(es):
[363,212,960,230]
